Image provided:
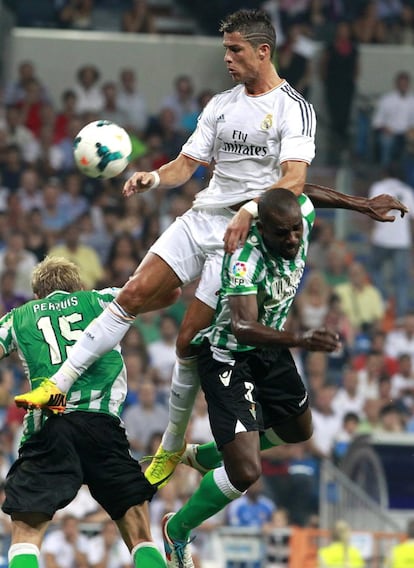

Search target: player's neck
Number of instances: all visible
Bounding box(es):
[244,68,284,96]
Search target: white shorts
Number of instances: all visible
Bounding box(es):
[149,207,234,309]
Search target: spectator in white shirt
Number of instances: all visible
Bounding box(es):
[88,519,132,568]
[310,385,342,458]
[391,353,414,410]
[332,367,366,419]
[41,515,89,568]
[372,71,414,166]
[118,68,149,135]
[368,163,414,318]
[385,312,414,367]
[73,64,104,115]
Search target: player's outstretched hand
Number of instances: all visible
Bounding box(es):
[224,208,254,253]
[299,329,340,352]
[367,193,409,222]
[122,171,155,197]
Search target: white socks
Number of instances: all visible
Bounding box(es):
[9,543,40,562]
[52,301,134,392]
[161,356,200,452]
[213,467,244,500]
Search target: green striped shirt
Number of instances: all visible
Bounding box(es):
[194,194,315,353]
[0,288,125,442]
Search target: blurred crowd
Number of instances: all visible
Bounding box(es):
[7,0,414,45]
[0,3,413,565]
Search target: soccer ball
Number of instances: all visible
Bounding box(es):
[73,120,132,179]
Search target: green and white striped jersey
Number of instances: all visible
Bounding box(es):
[194,194,315,353]
[0,288,125,442]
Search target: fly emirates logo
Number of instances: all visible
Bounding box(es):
[221,129,268,157]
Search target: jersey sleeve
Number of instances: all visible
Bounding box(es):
[278,94,316,164]
[0,311,16,356]
[92,287,120,306]
[180,96,217,164]
[222,247,263,296]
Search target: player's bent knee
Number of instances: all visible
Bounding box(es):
[227,460,261,492]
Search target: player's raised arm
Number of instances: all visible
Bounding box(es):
[122,154,200,197]
[304,183,408,221]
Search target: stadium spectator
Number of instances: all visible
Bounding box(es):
[55,0,94,30]
[101,81,129,128]
[322,242,352,287]
[352,0,387,44]
[40,178,71,237]
[227,478,275,528]
[186,390,213,446]
[2,105,40,164]
[41,514,90,568]
[333,411,361,460]
[60,171,89,224]
[310,385,342,458]
[277,24,313,99]
[3,60,50,107]
[17,167,43,212]
[0,271,26,316]
[387,518,414,567]
[356,350,389,400]
[48,221,104,289]
[318,519,365,567]
[121,0,156,34]
[122,379,169,460]
[368,163,414,319]
[118,68,150,135]
[391,353,414,411]
[53,89,78,143]
[307,220,336,271]
[159,75,199,133]
[0,231,37,299]
[332,367,366,419]
[319,21,359,163]
[147,314,179,398]
[385,312,414,366]
[1,144,26,193]
[378,403,406,432]
[357,398,383,433]
[334,261,385,333]
[88,519,132,568]
[295,270,332,332]
[372,71,414,167]
[73,64,104,115]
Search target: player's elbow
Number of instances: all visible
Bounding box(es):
[231,318,253,343]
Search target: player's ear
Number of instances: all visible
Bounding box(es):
[258,44,269,60]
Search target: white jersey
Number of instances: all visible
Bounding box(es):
[181,81,316,209]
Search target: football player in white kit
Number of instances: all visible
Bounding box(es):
[15,8,407,499]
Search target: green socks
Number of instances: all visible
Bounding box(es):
[9,544,40,568]
[132,543,167,567]
[167,468,242,541]
[196,429,284,469]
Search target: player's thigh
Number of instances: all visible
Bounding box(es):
[195,248,224,311]
[78,413,156,521]
[250,348,311,441]
[149,208,231,287]
[2,415,83,519]
[198,340,260,450]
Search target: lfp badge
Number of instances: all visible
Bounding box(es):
[231,261,247,285]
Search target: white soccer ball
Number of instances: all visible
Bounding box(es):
[73,120,132,179]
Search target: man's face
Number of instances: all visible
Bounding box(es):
[258,207,303,260]
[223,31,262,85]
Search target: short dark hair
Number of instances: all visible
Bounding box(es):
[258,188,298,221]
[219,9,276,56]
